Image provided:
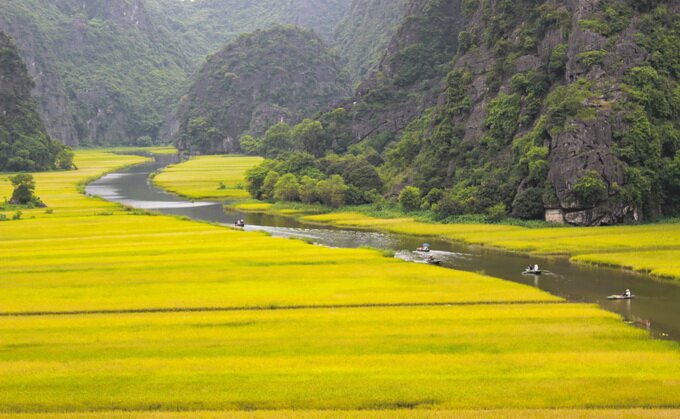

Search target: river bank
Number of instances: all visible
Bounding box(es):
[226,201,680,281]
[149,154,680,281]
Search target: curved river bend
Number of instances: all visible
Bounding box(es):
[86,154,680,341]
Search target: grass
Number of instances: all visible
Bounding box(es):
[0,305,679,412]
[1,151,679,414]
[153,155,263,199]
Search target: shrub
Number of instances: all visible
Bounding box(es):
[9,173,43,206]
[486,203,507,222]
[399,186,422,211]
[298,176,318,204]
[273,173,300,202]
[316,175,348,208]
[261,171,280,201]
[512,187,545,219]
[572,170,607,206]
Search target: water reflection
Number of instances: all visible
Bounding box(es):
[86,155,680,342]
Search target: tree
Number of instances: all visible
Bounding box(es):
[239,135,261,155]
[9,173,43,206]
[245,163,273,199]
[572,170,607,206]
[298,176,318,204]
[293,119,326,157]
[316,175,348,207]
[186,117,219,151]
[274,173,300,202]
[260,122,293,158]
[399,186,422,211]
[136,136,153,147]
[55,149,75,170]
[261,171,280,201]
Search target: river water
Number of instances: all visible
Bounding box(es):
[86,154,680,341]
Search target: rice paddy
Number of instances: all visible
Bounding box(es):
[1,150,680,415]
[153,155,262,199]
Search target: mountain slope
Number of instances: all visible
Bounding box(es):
[176,26,351,154]
[0,30,71,171]
[0,0,352,146]
[333,0,410,84]
[382,0,680,224]
[252,0,680,225]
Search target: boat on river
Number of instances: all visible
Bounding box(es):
[608,294,635,300]
[523,269,542,275]
[416,243,431,253]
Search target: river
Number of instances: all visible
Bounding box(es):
[86,154,680,341]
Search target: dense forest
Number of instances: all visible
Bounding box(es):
[176,26,350,154]
[243,0,680,225]
[0,30,72,172]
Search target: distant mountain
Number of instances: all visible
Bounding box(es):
[333,0,409,84]
[0,30,71,171]
[176,26,351,154]
[0,0,352,146]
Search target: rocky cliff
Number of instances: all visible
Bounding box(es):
[175,26,351,154]
[304,0,680,225]
[0,31,71,171]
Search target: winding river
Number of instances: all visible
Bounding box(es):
[86,154,680,341]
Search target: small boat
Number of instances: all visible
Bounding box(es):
[416,243,431,253]
[234,220,245,228]
[427,259,442,266]
[523,269,542,275]
[607,294,635,300]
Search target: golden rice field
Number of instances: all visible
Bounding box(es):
[1,150,680,415]
[153,155,262,199]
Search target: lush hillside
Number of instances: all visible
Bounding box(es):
[333,0,410,84]
[0,31,72,171]
[247,0,680,226]
[175,26,351,154]
[0,0,352,147]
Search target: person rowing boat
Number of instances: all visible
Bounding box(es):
[608,289,635,300]
[523,264,541,274]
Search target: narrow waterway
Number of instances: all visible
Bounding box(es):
[86,154,680,341]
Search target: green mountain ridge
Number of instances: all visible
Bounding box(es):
[0,0,356,146]
[176,26,351,154]
[242,0,680,226]
[0,30,71,172]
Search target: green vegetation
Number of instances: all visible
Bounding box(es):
[177,26,350,154]
[243,0,680,226]
[0,30,72,171]
[333,0,409,83]
[1,150,680,415]
[0,0,352,145]
[7,173,43,207]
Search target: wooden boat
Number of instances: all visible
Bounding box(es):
[427,259,442,266]
[607,294,635,300]
[523,269,542,275]
[416,243,431,253]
